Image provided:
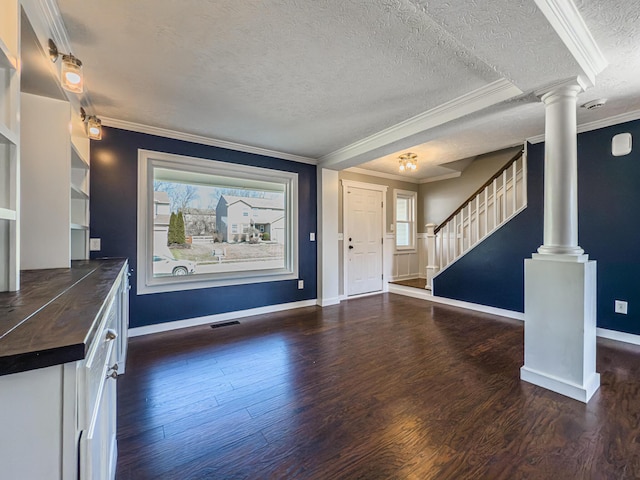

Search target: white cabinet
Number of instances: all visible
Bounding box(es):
[0,0,20,291]
[20,92,90,269]
[0,260,129,480]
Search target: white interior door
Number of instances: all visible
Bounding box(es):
[346,186,383,295]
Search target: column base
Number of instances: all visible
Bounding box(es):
[521,256,599,403]
[537,245,584,256]
[521,366,600,403]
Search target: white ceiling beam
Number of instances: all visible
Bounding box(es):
[318,78,523,170]
[534,0,608,86]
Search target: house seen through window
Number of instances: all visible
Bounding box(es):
[138,150,298,294]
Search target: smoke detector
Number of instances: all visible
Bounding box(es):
[581,99,607,110]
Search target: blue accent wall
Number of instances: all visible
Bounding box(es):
[434,118,640,336]
[90,127,317,328]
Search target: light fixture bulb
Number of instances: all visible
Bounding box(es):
[398,152,418,173]
[61,54,83,93]
[86,116,102,140]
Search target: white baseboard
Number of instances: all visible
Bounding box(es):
[129,299,318,337]
[391,275,421,282]
[596,327,640,346]
[388,284,525,320]
[340,290,385,301]
[389,286,640,347]
[520,367,600,403]
[317,297,341,307]
[388,283,431,300]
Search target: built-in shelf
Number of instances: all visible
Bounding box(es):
[0,122,18,145]
[71,184,89,199]
[0,36,17,70]
[0,207,16,221]
[0,0,19,291]
[70,223,89,231]
[71,141,89,169]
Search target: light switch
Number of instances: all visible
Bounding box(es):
[310,232,315,241]
[615,300,628,314]
[89,238,101,251]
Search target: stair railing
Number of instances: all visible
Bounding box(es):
[425,150,527,290]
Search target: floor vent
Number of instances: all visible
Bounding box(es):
[210,321,240,329]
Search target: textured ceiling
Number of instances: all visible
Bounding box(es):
[48,0,640,180]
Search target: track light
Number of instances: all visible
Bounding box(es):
[49,39,84,94]
[80,108,103,140]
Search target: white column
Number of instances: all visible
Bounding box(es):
[316,167,340,306]
[521,80,599,403]
[537,84,583,256]
[425,223,438,290]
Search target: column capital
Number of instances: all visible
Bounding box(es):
[535,76,588,100]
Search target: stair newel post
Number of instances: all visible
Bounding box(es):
[425,223,438,290]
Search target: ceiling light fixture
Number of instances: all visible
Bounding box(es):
[398,152,418,172]
[48,39,84,94]
[80,107,103,140]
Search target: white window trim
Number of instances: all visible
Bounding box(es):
[393,189,417,253]
[137,149,298,295]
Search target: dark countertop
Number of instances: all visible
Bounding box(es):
[0,258,128,376]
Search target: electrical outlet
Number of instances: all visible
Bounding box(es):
[298,280,304,290]
[89,238,101,251]
[615,300,628,315]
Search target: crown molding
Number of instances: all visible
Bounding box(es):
[101,117,318,165]
[419,172,462,184]
[344,167,421,184]
[21,0,95,112]
[534,76,589,98]
[36,0,71,52]
[343,167,462,184]
[319,78,523,168]
[534,0,607,86]
[527,108,640,144]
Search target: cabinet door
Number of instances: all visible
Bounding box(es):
[80,293,119,480]
[116,268,130,374]
[80,357,117,480]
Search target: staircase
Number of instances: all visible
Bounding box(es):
[425,150,527,289]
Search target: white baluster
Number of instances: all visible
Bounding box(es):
[492,177,498,230]
[452,214,457,259]
[512,160,517,215]
[522,153,527,210]
[502,170,507,222]
[474,196,480,246]
[484,186,489,238]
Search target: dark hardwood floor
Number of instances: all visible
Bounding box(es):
[389,278,427,289]
[116,293,640,479]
